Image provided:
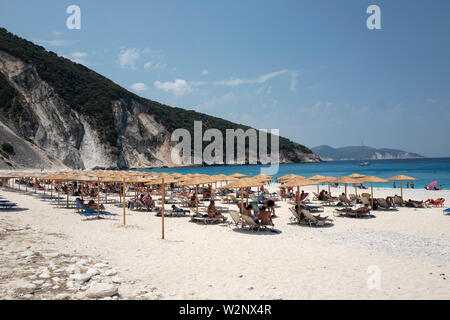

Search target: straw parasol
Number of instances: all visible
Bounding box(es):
[309,174,327,194]
[220,178,265,223]
[176,176,212,216]
[359,176,389,209]
[283,178,318,219]
[345,174,367,197]
[146,175,180,239]
[229,173,248,179]
[387,175,416,200]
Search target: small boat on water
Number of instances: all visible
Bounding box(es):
[359,161,370,166]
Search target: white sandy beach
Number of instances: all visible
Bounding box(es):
[1,183,449,300]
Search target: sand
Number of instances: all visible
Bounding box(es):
[1,183,449,300]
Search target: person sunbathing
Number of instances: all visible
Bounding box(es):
[86,200,104,211]
[295,205,328,221]
[405,199,425,208]
[257,206,274,226]
[264,199,276,217]
[336,205,370,215]
[207,200,226,222]
[386,196,396,208]
[142,195,155,210]
[425,198,445,205]
[242,203,258,222]
[188,194,197,207]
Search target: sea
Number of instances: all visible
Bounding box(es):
[136,158,450,189]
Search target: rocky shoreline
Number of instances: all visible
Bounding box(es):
[0,219,162,300]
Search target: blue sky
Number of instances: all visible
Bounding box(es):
[1,0,450,157]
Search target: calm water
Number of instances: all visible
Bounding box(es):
[136,158,450,189]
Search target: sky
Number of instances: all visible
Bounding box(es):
[0,0,449,157]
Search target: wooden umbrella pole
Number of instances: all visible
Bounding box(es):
[66,182,69,208]
[97,178,100,213]
[371,183,374,210]
[297,186,300,224]
[122,179,126,225]
[400,180,403,200]
[162,178,165,240]
[105,182,108,204]
[195,184,199,216]
[240,188,244,227]
[57,181,60,206]
[50,181,53,198]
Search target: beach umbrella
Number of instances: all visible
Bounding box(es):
[220,178,265,224]
[345,174,367,197]
[229,173,248,179]
[146,175,180,240]
[277,174,305,182]
[283,178,318,221]
[387,175,416,200]
[309,174,327,194]
[176,176,211,216]
[359,176,389,209]
[428,181,438,190]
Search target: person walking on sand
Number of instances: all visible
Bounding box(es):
[393,182,396,189]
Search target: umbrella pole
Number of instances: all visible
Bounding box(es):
[297,186,300,224]
[122,179,126,225]
[105,183,108,204]
[66,183,69,208]
[241,188,244,227]
[371,183,374,210]
[97,178,100,213]
[58,182,60,206]
[196,184,199,216]
[400,180,403,200]
[162,179,165,239]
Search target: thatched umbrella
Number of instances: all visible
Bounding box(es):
[146,175,180,240]
[229,173,248,179]
[359,176,389,209]
[309,174,327,194]
[284,178,318,220]
[387,175,416,200]
[219,178,265,223]
[345,174,367,197]
[176,176,211,216]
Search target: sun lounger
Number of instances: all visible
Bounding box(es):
[241,215,274,232]
[443,208,450,215]
[190,215,223,224]
[428,198,445,207]
[333,207,373,218]
[376,198,397,211]
[301,209,333,227]
[0,202,17,209]
[361,196,371,207]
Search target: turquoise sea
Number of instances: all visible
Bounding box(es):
[137,158,450,189]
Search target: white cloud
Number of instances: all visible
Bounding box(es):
[201,69,209,76]
[64,52,88,65]
[130,82,148,91]
[214,70,289,87]
[153,79,192,96]
[119,48,140,69]
[144,61,166,70]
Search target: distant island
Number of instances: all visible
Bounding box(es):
[311,145,424,161]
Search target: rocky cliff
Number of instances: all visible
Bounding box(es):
[0,28,320,170]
